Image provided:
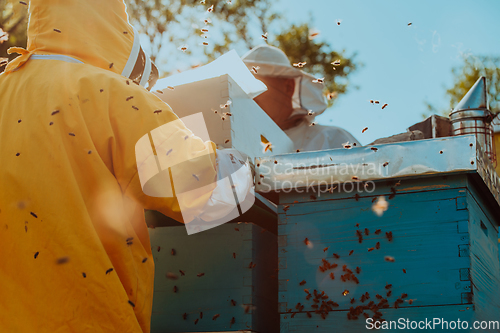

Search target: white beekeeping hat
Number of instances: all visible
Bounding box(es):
[242,44,327,118]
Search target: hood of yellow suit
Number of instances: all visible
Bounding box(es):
[6,0,158,89]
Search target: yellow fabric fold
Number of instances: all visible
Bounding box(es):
[5,47,33,74]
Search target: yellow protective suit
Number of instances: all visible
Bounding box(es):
[0,1,217,332]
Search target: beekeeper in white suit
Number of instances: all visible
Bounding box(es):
[242,44,359,152]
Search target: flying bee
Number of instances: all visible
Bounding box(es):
[207,4,214,12]
[408,22,412,26]
[356,267,361,274]
[178,45,188,52]
[224,139,230,144]
[232,252,236,259]
[220,100,232,108]
[153,109,162,114]
[106,268,114,274]
[349,250,354,256]
[403,269,406,274]
[212,314,220,320]
[330,272,335,280]
[173,286,178,293]
[201,28,209,33]
[367,247,374,252]
[203,18,212,25]
[370,100,374,104]
[375,242,380,250]
[157,246,161,252]
[262,142,273,153]
[192,174,199,181]
[171,248,176,255]
[374,229,381,234]
[132,106,138,110]
[331,59,341,66]
[336,19,342,25]
[382,103,388,109]
[202,41,209,46]
[156,90,163,94]
[362,127,368,133]
[167,86,175,90]
[312,77,324,84]
[230,317,236,326]
[364,228,369,235]
[384,255,395,262]
[327,92,337,100]
[299,280,306,286]
[34,252,39,259]
[387,290,392,297]
[194,319,198,325]
[179,269,185,276]
[333,253,340,259]
[343,142,352,149]
[69,132,76,136]
[200,312,203,319]
[323,247,329,252]
[56,256,70,265]
[261,32,268,40]
[142,258,148,263]
[352,176,359,181]
[306,311,312,318]
[166,272,179,280]
[309,122,316,126]
[386,231,393,241]
[251,66,260,74]
[307,110,315,116]
[197,272,205,277]
[308,29,320,40]
[292,62,306,68]
[200,0,205,3]
[342,290,349,296]
[374,100,380,104]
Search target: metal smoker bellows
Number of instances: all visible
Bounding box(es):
[449,76,496,164]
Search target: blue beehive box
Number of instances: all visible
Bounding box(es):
[255,135,500,332]
[147,215,278,333]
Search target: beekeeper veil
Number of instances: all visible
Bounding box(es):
[241,45,327,118]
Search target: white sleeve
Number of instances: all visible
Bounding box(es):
[183,148,255,235]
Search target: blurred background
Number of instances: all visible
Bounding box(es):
[2,0,499,144]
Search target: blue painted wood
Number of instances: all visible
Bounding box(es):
[465,180,500,326]
[149,223,278,333]
[276,174,500,332]
[280,305,476,332]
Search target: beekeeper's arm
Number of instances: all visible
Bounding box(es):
[108,78,252,224]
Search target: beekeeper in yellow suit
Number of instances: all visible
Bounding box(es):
[0,0,253,332]
[242,45,359,152]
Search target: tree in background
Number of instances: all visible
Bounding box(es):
[124,0,359,105]
[0,0,28,73]
[425,55,500,117]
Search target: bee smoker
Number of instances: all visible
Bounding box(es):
[449,76,496,164]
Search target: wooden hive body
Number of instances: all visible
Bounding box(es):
[277,174,500,332]
[149,222,278,333]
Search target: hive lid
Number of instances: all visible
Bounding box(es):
[254,135,500,207]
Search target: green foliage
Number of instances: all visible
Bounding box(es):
[0,0,28,72]
[271,24,359,107]
[446,56,500,114]
[126,1,360,103]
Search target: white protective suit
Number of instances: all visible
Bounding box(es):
[242,45,359,152]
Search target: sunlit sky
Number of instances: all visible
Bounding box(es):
[281,0,500,144]
[147,0,500,145]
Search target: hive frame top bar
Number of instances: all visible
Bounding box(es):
[254,134,500,206]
